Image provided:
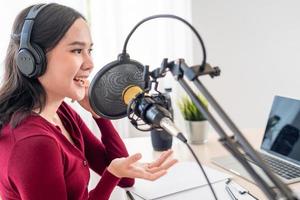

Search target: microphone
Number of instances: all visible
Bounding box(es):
[123,86,187,142]
[88,54,187,142]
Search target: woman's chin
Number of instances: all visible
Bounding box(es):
[75,94,85,101]
[69,92,85,102]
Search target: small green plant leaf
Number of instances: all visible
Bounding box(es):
[178,95,208,121]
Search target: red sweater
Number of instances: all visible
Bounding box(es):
[0,102,134,200]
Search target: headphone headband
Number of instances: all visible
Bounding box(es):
[25,4,48,19]
[19,4,48,52]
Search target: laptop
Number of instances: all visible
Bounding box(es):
[212,95,300,185]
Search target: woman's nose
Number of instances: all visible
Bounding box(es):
[82,54,94,71]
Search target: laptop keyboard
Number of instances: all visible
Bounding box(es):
[260,154,300,180]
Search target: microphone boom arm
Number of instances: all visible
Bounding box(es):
[160,58,297,200]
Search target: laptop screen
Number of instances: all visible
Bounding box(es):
[261,96,300,164]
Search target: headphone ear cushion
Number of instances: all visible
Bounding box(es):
[31,43,47,78]
[16,48,36,77]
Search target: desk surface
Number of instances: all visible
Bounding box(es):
[122,129,300,200]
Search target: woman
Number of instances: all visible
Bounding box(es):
[0,3,177,200]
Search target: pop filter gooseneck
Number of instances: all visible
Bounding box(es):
[122,14,207,73]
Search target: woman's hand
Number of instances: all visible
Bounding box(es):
[107,149,178,181]
[77,83,101,118]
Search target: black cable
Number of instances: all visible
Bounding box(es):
[185,141,218,199]
[122,14,207,72]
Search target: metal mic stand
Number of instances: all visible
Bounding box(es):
[155,58,297,200]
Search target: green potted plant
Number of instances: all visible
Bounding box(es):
[178,95,209,144]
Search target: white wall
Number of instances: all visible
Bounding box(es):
[189,0,300,132]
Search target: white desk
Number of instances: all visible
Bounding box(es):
[113,129,300,200]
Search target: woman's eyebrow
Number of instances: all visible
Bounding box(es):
[68,41,93,47]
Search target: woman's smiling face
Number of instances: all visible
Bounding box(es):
[38,17,94,102]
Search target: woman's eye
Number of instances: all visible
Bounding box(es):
[88,48,93,54]
[71,49,82,54]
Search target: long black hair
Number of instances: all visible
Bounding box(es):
[0,3,84,130]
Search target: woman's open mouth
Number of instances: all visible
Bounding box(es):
[73,76,90,87]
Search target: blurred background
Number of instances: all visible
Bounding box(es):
[1,0,300,196]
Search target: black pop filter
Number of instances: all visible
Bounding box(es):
[88,53,148,119]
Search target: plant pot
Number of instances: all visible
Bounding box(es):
[184,120,208,144]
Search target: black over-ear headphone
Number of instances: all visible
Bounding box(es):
[16,4,48,78]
